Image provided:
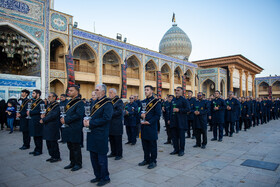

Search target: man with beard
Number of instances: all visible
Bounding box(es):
[186,91,196,139]
[224,92,238,137]
[138,85,161,169]
[61,85,84,171]
[27,89,44,156]
[17,89,31,150]
[40,92,61,163]
[84,84,113,186]
[108,88,124,160]
[169,87,190,156]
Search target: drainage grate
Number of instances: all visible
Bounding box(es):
[241,159,279,171]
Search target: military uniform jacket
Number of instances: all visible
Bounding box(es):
[225,98,238,123]
[272,101,278,113]
[140,96,161,140]
[193,99,210,129]
[87,96,113,154]
[59,99,68,107]
[235,99,241,121]
[109,96,124,136]
[210,98,226,124]
[124,102,138,126]
[170,96,191,129]
[256,101,263,114]
[62,97,85,143]
[241,101,250,118]
[187,97,196,121]
[163,101,171,122]
[29,98,44,137]
[42,102,60,141]
[19,97,30,132]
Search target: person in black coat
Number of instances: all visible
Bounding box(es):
[124,96,138,145]
[83,84,113,186]
[186,90,196,139]
[17,89,31,150]
[169,87,191,156]
[41,92,61,162]
[240,97,250,131]
[224,92,238,137]
[162,95,173,144]
[138,85,161,169]
[58,94,68,143]
[255,97,263,125]
[27,90,44,156]
[61,85,85,172]
[0,99,7,130]
[234,96,241,133]
[193,92,210,149]
[108,88,124,160]
[209,90,226,142]
[134,94,142,138]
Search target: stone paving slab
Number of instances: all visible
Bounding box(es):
[0,119,280,186]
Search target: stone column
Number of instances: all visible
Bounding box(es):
[140,54,145,100]
[96,43,102,85]
[245,71,249,97]
[170,62,174,95]
[239,69,243,97]
[252,74,256,98]
[228,66,234,92]
[192,68,196,94]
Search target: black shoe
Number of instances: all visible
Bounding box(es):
[170,150,178,155]
[64,164,74,169]
[201,145,206,149]
[147,162,157,169]
[19,146,24,150]
[236,131,239,134]
[185,135,191,138]
[46,158,53,162]
[50,158,61,163]
[9,131,13,134]
[138,160,148,166]
[125,141,131,144]
[90,178,101,183]
[21,146,30,150]
[191,136,195,139]
[33,152,42,156]
[71,165,82,171]
[29,151,35,155]
[211,138,217,141]
[107,154,115,158]
[229,134,233,137]
[115,156,122,160]
[97,179,110,186]
[218,139,223,142]
[193,145,201,148]
[164,141,171,144]
[178,152,184,157]
[224,134,228,136]
[131,142,136,145]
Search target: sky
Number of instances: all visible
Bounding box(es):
[54,0,280,77]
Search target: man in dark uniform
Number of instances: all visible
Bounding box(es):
[108,88,124,160]
[267,98,272,122]
[234,95,241,133]
[17,89,31,150]
[250,97,257,126]
[84,84,113,186]
[186,90,196,139]
[59,94,68,143]
[138,85,161,169]
[240,97,250,131]
[134,94,142,138]
[61,85,85,172]
[162,95,173,144]
[40,92,61,163]
[224,91,238,137]
[208,94,214,132]
[124,95,138,145]
[256,98,263,125]
[209,90,226,142]
[193,92,210,149]
[169,87,191,156]
[27,89,44,156]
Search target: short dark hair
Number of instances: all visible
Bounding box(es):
[168,95,174,98]
[50,92,58,100]
[215,90,220,94]
[21,89,30,96]
[33,89,41,96]
[202,93,206,97]
[144,85,154,91]
[60,94,66,97]
[210,94,214,97]
[176,87,184,91]
[188,90,193,93]
[69,85,80,92]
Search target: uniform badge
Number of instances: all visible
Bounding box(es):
[149,103,153,107]
[95,104,100,109]
[232,102,234,104]
[244,106,246,108]
[66,105,69,110]
[201,107,203,110]
[191,104,193,106]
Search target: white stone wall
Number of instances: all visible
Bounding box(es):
[242,73,246,91]
[248,75,252,91]
[233,69,240,88]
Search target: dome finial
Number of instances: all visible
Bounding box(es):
[172,12,177,26]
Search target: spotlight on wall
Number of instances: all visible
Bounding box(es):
[74,22,78,28]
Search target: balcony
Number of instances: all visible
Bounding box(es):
[127,71,139,79]
[50,61,65,70]
[74,64,95,73]
[174,78,181,84]
[103,69,120,76]
[162,76,169,82]
[145,73,156,81]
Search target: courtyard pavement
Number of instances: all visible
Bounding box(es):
[0,119,280,187]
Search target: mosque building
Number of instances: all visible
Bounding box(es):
[0,0,278,101]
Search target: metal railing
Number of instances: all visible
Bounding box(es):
[103,69,120,76]
[145,73,156,81]
[127,72,139,79]
[74,64,95,73]
[50,61,65,70]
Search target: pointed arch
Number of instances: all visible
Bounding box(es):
[272,80,280,92]
[201,78,216,98]
[102,49,121,76]
[258,81,269,93]
[127,54,141,79]
[103,49,122,64]
[145,60,157,81]
[184,69,193,86]
[73,43,97,61]
[161,63,171,83]
[174,66,183,84]
[50,79,65,96]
